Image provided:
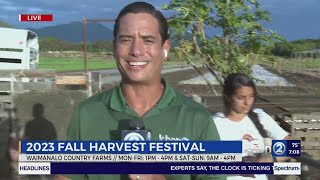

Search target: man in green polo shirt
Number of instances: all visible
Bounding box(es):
[60,2,225,180]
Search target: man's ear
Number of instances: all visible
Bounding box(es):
[162,40,170,60]
[163,49,168,58]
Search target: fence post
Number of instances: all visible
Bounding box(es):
[10,73,14,93]
[87,72,92,97]
[98,73,102,92]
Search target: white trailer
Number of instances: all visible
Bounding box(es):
[0,27,39,70]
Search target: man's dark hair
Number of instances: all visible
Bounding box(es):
[113,2,169,44]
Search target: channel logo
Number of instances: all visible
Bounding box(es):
[272,140,287,157]
[123,132,145,141]
[121,130,148,141]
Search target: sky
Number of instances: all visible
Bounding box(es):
[0,0,319,41]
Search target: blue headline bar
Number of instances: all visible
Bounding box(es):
[50,162,274,174]
[20,141,242,154]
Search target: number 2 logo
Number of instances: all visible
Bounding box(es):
[273,142,286,155]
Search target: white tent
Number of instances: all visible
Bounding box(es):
[0,27,39,70]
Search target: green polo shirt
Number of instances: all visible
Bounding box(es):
[66,79,225,180]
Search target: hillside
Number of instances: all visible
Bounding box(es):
[0,20,13,28]
[30,21,113,43]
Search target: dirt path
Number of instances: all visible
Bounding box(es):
[162,68,320,96]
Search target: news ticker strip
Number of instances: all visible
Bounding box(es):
[19,14,53,22]
[18,162,301,175]
[19,154,242,162]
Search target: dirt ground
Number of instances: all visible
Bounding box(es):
[162,68,320,180]
[161,67,320,96]
[1,67,319,180]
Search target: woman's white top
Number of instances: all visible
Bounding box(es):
[212,108,289,180]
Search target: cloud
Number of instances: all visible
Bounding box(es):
[0,15,9,20]
[260,0,320,11]
[27,7,44,13]
[0,0,10,5]
[2,5,19,11]
[0,0,171,28]
[80,4,87,9]
[103,8,113,12]
[0,0,318,41]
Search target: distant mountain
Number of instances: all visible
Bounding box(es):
[30,21,113,43]
[0,20,14,28]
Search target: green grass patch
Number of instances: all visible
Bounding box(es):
[163,61,187,66]
[302,59,320,69]
[275,58,320,71]
[38,56,187,72]
[38,57,117,72]
[255,56,320,72]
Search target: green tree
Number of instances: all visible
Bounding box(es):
[163,0,283,93]
[91,40,113,53]
[271,42,296,58]
[39,37,77,51]
[269,39,320,57]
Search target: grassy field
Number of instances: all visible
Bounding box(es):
[38,56,186,72]
[38,57,117,72]
[254,56,320,73]
[284,58,320,69]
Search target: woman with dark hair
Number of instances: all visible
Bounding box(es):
[213,73,291,180]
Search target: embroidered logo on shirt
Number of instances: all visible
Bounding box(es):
[159,134,189,141]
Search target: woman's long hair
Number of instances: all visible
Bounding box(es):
[223,73,268,138]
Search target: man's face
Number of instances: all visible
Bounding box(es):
[113,13,169,84]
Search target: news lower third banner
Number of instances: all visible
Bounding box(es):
[18,162,301,175]
[18,140,301,175]
[19,141,243,154]
[20,140,301,155]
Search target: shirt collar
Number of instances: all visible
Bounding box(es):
[107,78,176,113]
